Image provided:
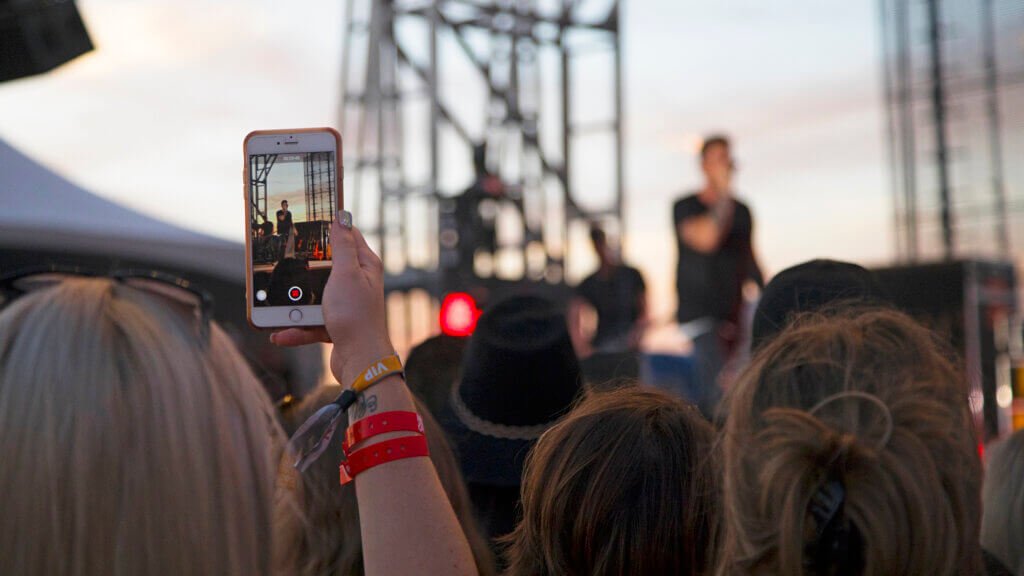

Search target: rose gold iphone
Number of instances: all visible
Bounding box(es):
[244,128,342,329]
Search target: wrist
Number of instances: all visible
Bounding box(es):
[331,339,396,387]
[345,375,417,436]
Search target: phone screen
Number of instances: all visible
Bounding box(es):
[248,150,336,310]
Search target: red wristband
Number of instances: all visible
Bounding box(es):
[343,411,425,453]
[340,434,430,485]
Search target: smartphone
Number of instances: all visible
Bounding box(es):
[244,128,342,329]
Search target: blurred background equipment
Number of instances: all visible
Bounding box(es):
[880,0,1024,261]
[0,0,93,83]
[340,0,624,343]
[874,260,1018,441]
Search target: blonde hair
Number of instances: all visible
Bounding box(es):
[0,278,287,575]
[278,385,496,576]
[981,428,1024,575]
[720,308,983,576]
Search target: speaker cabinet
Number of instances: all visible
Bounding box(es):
[873,260,1018,441]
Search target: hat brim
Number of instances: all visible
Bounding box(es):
[438,403,535,487]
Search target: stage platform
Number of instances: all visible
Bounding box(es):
[254,260,332,274]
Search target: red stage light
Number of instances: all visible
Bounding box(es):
[440,293,480,337]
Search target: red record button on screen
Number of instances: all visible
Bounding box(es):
[288,286,303,302]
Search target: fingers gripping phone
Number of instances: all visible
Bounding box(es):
[244,128,342,328]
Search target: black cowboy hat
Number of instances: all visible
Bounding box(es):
[439,294,583,486]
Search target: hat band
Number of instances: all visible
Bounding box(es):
[450,385,559,441]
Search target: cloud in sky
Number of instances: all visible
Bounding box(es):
[0,0,893,322]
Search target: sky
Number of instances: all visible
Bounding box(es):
[0,0,894,324]
[265,159,308,223]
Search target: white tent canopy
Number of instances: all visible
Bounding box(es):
[0,137,243,281]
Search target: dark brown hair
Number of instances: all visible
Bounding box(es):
[720,307,983,576]
[701,135,730,159]
[277,386,496,576]
[504,387,720,576]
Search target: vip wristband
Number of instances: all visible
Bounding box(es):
[340,434,430,485]
[351,353,405,394]
[343,411,425,453]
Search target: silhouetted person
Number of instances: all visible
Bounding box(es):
[674,135,762,416]
[454,144,504,282]
[569,225,647,357]
[277,199,295,259]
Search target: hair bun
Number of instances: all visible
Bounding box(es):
[809,391,894,453]
[724,309,983,575]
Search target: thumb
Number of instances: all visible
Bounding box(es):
[329,211,358,278]
[350,225,383,276]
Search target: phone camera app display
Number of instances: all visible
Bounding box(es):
[249,151,335,307]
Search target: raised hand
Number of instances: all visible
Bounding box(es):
[270,211,394,387]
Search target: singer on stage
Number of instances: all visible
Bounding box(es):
[277,199,295,260]
[674,135,762,416]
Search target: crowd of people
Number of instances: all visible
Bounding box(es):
[1,135,1023,576]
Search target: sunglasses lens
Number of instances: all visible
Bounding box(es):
[12,273,77,292]
[122,277,203,309]
[2,273,79,306]
[122,277,208,341]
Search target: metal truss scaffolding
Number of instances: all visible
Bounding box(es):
[304,152,338,223]
[881,0,1024,261]
[339,0,624,309]
[249,154,276,227]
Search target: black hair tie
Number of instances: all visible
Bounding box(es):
[805,479,864,576]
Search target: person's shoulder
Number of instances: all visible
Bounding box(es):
[732,196,753,213]
[673,193,701,208]
[577,271,599,290]
[575,273,598,300]
[623,265,645,285]
[673,193,703,220]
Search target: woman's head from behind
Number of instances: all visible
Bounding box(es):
[505,386,719,576]
[0,277,283,575]
[722,307,982,576]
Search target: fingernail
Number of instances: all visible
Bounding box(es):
[337,210,352,229]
